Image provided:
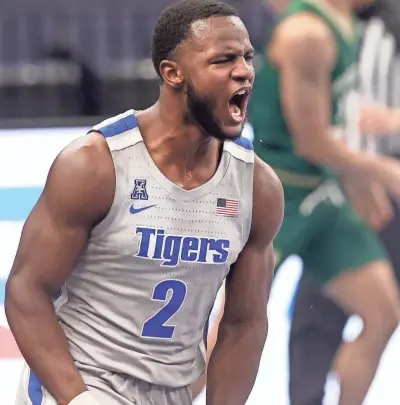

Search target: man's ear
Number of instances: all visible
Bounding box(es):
[159,60,185,89]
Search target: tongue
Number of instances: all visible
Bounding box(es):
[229,103,241,118]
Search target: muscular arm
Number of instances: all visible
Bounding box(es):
[206,157,284,405]
[274,14,400,185]
[5,133,115,405]
[191,289,225,399]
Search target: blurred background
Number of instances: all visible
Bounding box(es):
[1,0,400,404]
[0,0,273,121]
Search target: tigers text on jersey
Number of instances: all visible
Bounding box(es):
[54,110,254,388]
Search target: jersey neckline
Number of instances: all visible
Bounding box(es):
[133,127,231,202]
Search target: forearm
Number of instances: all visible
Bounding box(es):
[206,319,267,405]
[192,298,225,399]
[295,130,395,183]
[5,277,87,405]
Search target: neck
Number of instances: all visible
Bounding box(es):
[136,91,220,171]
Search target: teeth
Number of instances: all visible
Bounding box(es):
[237,90,246,95]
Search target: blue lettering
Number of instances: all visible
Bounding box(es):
[162,235,183,267]
[136,227,156,258]
[153,229,165,259]
[134,227,230,267]
[209,239,230,263]
[181,237,199,262]
[197,238,210,263]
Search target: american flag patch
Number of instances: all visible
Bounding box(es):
[216,198,239,217]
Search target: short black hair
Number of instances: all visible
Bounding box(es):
[151,0,239,78]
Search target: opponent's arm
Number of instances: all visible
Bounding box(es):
[5,133,115,405]
[274,14,400,192]
[206,157,284,405]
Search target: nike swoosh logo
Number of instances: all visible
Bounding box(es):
[129,204,157,215]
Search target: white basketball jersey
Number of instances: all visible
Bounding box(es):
[54,110,254,387]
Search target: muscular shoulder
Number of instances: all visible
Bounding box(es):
[60,131,111,166]
[53,131,114,192]
[270,12,336,69]
[42,131,115,227]
[250,156,284,245]
[275,12,334,48]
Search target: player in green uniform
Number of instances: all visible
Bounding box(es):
[249,0,400,404]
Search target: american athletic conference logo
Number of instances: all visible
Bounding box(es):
[0,278,22,358]
[131,179,149,200]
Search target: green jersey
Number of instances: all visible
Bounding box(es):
[249,0,361,182]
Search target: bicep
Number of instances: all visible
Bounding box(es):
[223,159,283,323]
[280,55,331,121]
[223,242,274,324]
[9,135,114,294]
[277,26,336,152]
[10,193,92,294]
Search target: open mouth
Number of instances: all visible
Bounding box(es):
[228,88,251,123]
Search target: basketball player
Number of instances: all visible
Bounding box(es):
[4,2,284,405]
[248,0,400,404]
[287,100,400,405]
[263,1,400,403]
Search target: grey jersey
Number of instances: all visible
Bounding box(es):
[55,110,255,388]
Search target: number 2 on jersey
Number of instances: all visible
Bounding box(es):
[141,279,187,339]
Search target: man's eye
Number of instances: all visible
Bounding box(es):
[213,59,229,65]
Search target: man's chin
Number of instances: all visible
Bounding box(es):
[210,128,242,142]
[195,116,244,142]
[221,123,245,141]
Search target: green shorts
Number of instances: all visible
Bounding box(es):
[274,180,388,284]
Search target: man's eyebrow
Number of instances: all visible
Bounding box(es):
[212,47,255,57]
